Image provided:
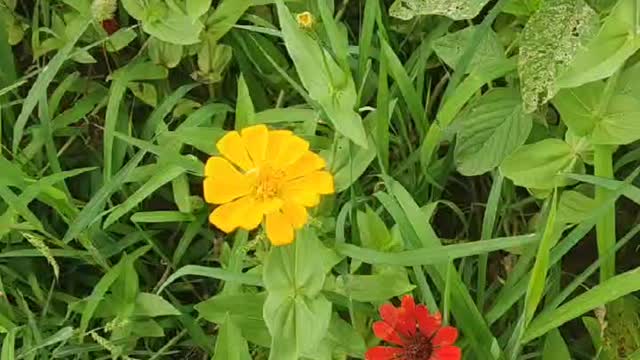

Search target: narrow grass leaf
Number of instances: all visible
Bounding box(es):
[156,265,264,294]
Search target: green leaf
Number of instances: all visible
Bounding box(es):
[130,211,195,223]
[558,190,596,224]
[195,292,271,347]
[542,329,571,360]
[131,319,165,337]
[433,26,506,73]
[332,269,415,302]
[148,37,183,68]
[103,163,185,228]
[500,139,584,190]
[263,228,332,359]
[524,267,640,342]
[212,315,252,360]
[106,28,137,52]
[553,76,640,145]
[206,0,251,42]
[336,234,537,266]
[518,0,598,113]
[557,0,640,88]
[142,12,204,45]
[454,88,533,176]
[389,0,492,20]
[12,18,90,153]
[1,328,16,360]
[275,1,367,148]
[523,192,558,326]
[121,0,146,19]
[128,82,158,106]
[157,265,264,294]
[186,0,212,18]
[134,293,180,317]
[235,74,255,129]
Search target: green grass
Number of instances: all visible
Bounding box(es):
[1,0,640,359]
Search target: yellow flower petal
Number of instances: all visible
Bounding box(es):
[282,202,308,229]
[217,131,254,171]
[203,177,251,204]
[205,156,244,179]
[275,134,309,167]
[266,211,294,246]
[281,187,320,207]
[209,197,252,233]
[257,197,284,214]
[241,124,268,166]
[266,130,292,159]
[285,151,326,180]
[287,170,334,195]
[239,198,264,231]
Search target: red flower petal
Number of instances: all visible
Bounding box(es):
[394,295,417,336]
[416,306,442,338]
[432,326,459,347]
[365,346,404,360]
[373,321,404,346]
[430,345,461,360]
[380,303,399,326]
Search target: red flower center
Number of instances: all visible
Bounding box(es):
[402,332,433,360]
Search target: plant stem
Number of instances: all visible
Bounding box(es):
[594,144,616,283]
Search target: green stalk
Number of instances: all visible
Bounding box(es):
[594,144,616,282]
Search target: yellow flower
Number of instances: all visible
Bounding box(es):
[296,11,314,29]
[203,124,334,246]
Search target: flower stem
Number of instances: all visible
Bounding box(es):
[594,144,616,283]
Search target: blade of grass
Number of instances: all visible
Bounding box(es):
[156,265,264,294]
[12,18,90,153]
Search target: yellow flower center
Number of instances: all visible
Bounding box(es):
[297,11,314,28]
[251,165,286,201]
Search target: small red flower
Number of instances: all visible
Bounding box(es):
[366,295,461,360]
[101,19,119,35]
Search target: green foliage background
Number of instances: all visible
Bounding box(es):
[1,0,640,358]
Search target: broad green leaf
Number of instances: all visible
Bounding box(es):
[121,0,146,19]
[454,88,532,176]
[142,11,204,45]
[148,37,183,68]
[518,0,598,113]
[106,28,137,52]
[195,38,233,83]
[332,270,415,302]
[134,293,180,317]
[213,315,252,360]
[390,0,492,20]
[263,228,332,359]
[325,315,366,357]
[558,190,596,224]
[195,293,271,347]
[356,207,399,252]
[557,0,640,88]
[330,112,378,192]
[206,0,252,42]
[542,329,571,360]
[553,78,640,145]
[186,0,212,18]
[500,139,584,190]
[128,82,158,106]
[523,267,640,342]
[131,319,165,337]
[276,1,367,148]
[433,26,506,73]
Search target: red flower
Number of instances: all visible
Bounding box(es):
[366,295,461,360]
[101,19,119,35]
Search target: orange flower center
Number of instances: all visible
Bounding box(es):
[252,166,286,200]
[401,331,433,360]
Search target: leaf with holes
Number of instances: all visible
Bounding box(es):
[390,0,492,20]
[518,0,598,113]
